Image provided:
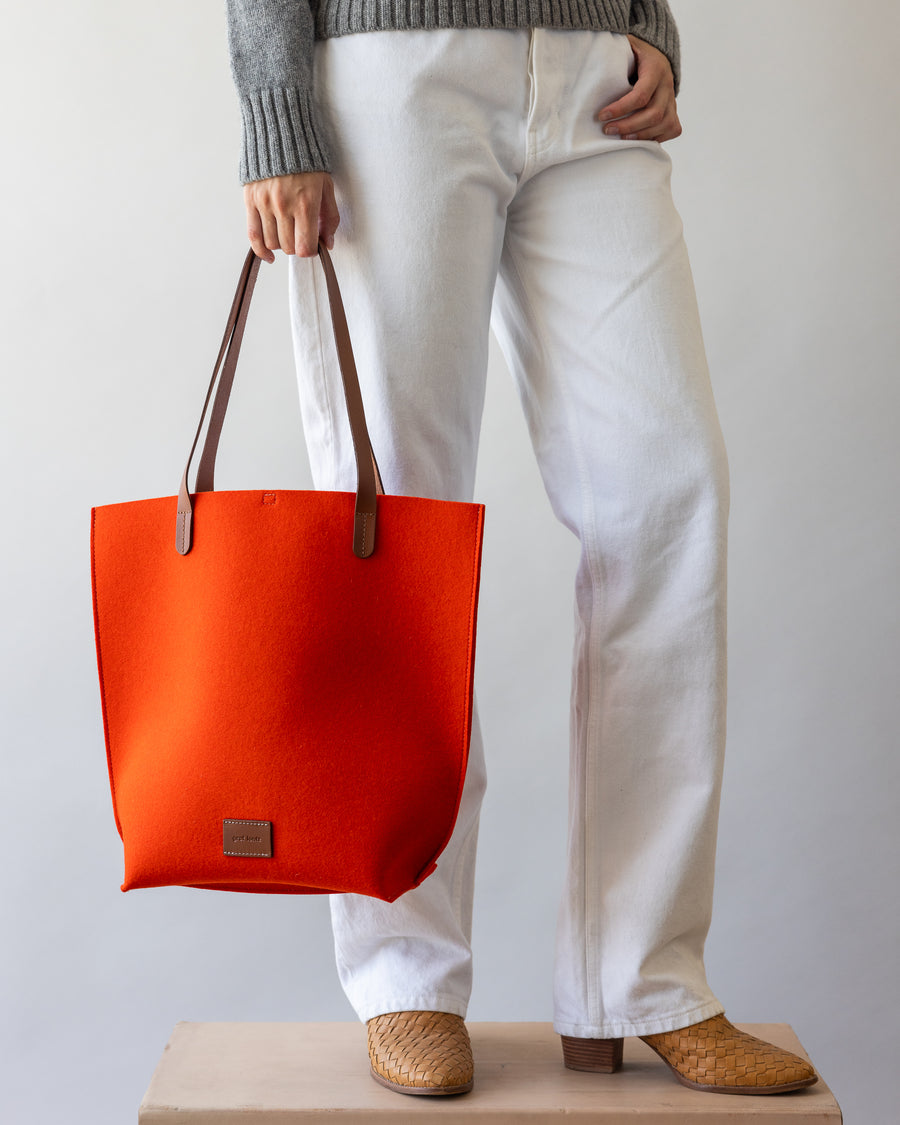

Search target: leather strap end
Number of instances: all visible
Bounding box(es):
[176,507,193,556]
[353,510,376,559]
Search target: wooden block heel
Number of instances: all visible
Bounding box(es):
[560,1035,624,1073]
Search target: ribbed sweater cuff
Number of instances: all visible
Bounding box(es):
[238,87,333,184]
[628,1,680,94]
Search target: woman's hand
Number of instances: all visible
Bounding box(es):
[243,171,340,262]
[595,36,681,143]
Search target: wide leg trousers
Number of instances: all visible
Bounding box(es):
[287,26,730,1039]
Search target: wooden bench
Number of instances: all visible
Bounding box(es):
[140,1021,841,1123]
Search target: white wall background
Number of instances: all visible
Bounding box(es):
[2,2,897,1121]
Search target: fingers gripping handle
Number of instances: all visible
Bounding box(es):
[176,242,383,558]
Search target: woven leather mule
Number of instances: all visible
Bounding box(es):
[367,1010,474,1095]
[562,1013,818,1095]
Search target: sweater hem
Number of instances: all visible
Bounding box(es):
[313,0,679,93]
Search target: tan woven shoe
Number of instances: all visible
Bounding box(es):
[366,1010,474,1096]
[563,1012,817,1095]
[641,1014,818,1094]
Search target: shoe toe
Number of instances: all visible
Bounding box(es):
[641,1014,818,1094]
[367,1010,474,1095]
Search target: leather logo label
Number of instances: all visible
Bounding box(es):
[223,819,272,858]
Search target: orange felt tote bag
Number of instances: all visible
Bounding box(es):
[91,244,484,902]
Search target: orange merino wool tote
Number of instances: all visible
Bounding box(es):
[91,244,485,902]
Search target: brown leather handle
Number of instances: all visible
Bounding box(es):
[176,241,384,558]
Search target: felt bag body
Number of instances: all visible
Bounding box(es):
[91,245,484,902]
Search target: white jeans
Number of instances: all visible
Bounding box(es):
[287,26,729,1039]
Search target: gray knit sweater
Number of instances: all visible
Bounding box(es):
[226,0,680,184]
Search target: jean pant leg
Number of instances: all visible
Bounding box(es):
[286,27,528,1022]
[489,29,729,1038]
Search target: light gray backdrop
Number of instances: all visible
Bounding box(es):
[2,2,897,1121]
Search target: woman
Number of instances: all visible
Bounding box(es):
[225,0,817,1098]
